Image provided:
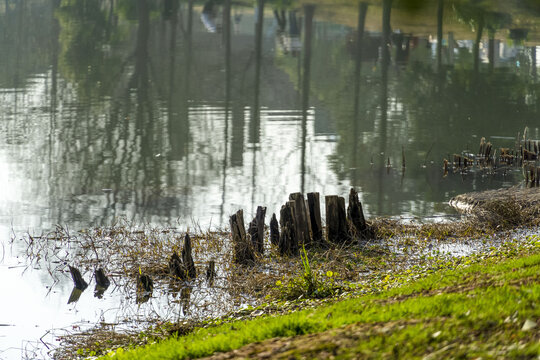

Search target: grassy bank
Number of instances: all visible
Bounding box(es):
[100,237,540,359]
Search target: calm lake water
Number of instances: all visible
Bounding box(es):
[0,0,539,358]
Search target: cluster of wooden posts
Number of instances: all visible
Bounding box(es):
[66,188,372,300]
[67,265,111,303]
[446,137,496,173]
[67,233,217,304]
[230,188,373,265]
[444,135,540,186]
[521,139,540,187]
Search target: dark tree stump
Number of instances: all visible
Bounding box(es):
[270,213,280,246]
[94,268,110,299]
[68,265,88,290]
[307,192,322,244]
[249,206,266,255]
[137,274,153,292]
[182,233,197,280]
[94,268,110,288]
[136,274,153,304]
[206,260,216,282]
[230,210,256,265]
[169,251,186,280]
[347,188,368,240]
[325,195,349,243]
[279,202,298,255]
[289,193,311,247]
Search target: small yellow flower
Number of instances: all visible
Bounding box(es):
[326,271,333,278]
[275,280,282,286]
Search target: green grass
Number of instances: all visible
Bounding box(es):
[101,240,540,359]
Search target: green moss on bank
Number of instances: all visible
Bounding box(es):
[100,237,540,360]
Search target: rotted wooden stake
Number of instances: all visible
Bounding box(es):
[68,265,88,290]
[169,251,186,280]
[136,274,153,303]
[182,233,197,280]
[248,206,266,255]
[94,268,110,298]
[279,202,298,255]
[94,268,110,288]
[230,210,256,265]
[307,192,322,244]
[270,213,280,246]
[206,260,216,283]
[289,193,311,247]
[325,195,349,243]
[347,188,369,241]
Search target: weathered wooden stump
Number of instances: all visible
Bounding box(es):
[230,209,256,265]
[347,188,369,240]
[169,251,186,280]
[137,274,153,292]
[182,234,197,280]
[248,206,266,255]
[325,195,349,243]
[206,260,216,282]
[269,213,280,246]
[68,265,88,290]
[307,192,322,244]
[279,202,298,255]
[136,274,153,303]
[94,268,110,288]
[289,193,311,247]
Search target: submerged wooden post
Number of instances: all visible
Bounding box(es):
[137,274,153,292]
[68,265,88,290]
[249,206,266,255]
[279,202,298,255]
[270,213,280,246]
[136,274,153,303]
[325,195,349,243]
[94,268,110,289]
[206,260,216,282]
[230,210,256,265]
[289,193,311,247]
[182,234,197,280]
[307,192,322,244]
[347,188,368,240]
[94,268,110,298]
[169,251,186,280]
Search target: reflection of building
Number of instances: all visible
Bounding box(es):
[274,11,302,57]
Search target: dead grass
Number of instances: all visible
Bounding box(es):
[370,217,493,240]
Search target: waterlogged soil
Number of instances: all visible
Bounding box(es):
[16,201,540,359]
[57,231,540,359]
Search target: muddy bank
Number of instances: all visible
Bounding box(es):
[450,186,540,212]
[450,185,540,228]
